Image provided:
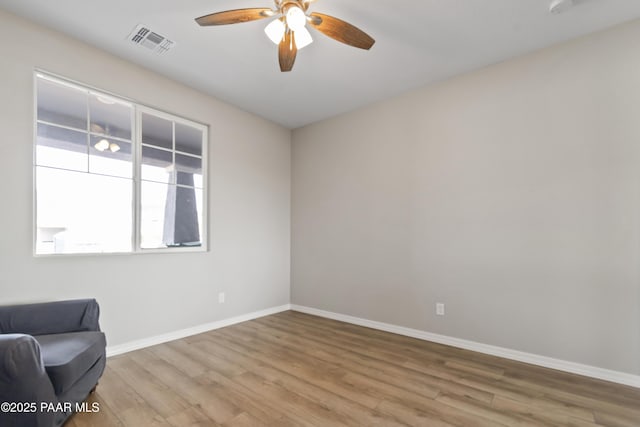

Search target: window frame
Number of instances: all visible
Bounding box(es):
[33,71,209,256]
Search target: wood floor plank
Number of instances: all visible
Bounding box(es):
[109,354,192,419]
[435,393,544,427]
[236,318,494,404]
[148,342,209,378]
[65,311,640,426]
[201,370,305,427]
[65,391,124,427]
[374,399,459,427]
[197,335,403,426]
[165,406,220,427]
[126,349,243,425]
[86,364,171,426]
[491,395,600,427]
[222,412,268,427]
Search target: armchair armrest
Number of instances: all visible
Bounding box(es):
[0,334,47,379]
[0,299,101,336]
[0,334,56,427]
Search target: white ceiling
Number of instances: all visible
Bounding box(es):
[1,0,640,128]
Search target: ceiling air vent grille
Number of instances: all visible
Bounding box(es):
[128,24,175,54]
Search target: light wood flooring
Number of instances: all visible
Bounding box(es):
[68,311,640,426]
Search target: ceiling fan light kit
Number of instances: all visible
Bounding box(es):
[94,138,120,153]
[293,27,313,50]
[195,0,375,72]
[264,18,286,44]
[286,5,307,32]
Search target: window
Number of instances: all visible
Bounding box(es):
[34,73,207,255]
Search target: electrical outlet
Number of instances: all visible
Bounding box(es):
[218,292,225,304]
[436,303,445,316]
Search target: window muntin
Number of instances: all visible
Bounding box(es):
[34,73,207,255]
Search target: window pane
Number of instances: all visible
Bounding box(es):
[193,174,204,189]
[141,182,202,249]
[176,154,202,184]
[89,136,132,178]
[141,146,172,183]
[177,172,195,187]
[195,188,204,246]
[142,113,172,149]
[176,171,203,189]
[140,181,167,249]
[175,123,202,156]
[36,167,132,254]
[37,78,87,130]
[90,93,132,140]
[36,123,88,172]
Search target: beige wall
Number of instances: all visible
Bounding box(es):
[292,20,640,375]
[0,9,291,347]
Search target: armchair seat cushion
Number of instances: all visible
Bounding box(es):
[34,331,106,395]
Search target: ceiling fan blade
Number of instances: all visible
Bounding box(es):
[196,8,273,26]
[279,31,297,72]
[309,13,375,50]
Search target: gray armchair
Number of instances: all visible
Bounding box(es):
[0,299,106,427]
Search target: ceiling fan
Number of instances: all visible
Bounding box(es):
[195,0,375,72]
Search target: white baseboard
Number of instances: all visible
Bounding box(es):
[106,304,291,357]
[290,304,640,389]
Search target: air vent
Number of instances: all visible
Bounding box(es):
[128,24,175,54]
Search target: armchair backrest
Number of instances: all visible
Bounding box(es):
[0,299,101,336]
